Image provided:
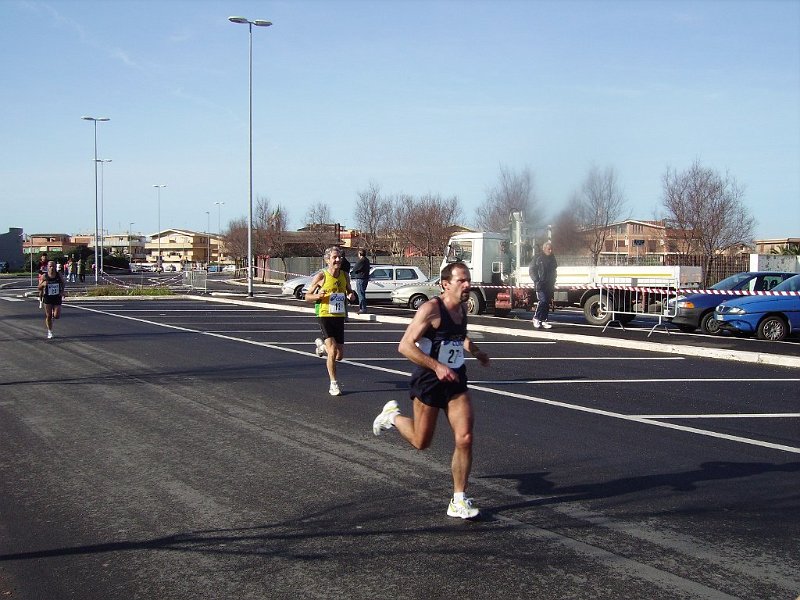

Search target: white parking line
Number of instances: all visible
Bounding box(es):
[472,377,800,384]
[634,413,800,419]
[70,303,800,455]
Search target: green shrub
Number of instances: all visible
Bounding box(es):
[84,286,174,297]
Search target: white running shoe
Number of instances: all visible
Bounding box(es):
[532,318,541,329]
[39,299,43,309]
[372,400,400,436]
[541,321,552,329]
[447,497,480,519]
[314,338,326,357]
[328,380,341,396]
[47,330,53,339]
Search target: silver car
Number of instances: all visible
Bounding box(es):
[391,276,442,310]
[281,274,315,299]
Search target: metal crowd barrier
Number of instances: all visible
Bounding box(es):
[599,277,679,337]
[182,269,208,292]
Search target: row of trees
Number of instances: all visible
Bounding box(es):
[219,159,758,282]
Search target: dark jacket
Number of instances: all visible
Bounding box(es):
[529,253,558,291]
[351,257,371,280]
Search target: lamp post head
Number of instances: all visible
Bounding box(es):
[153,184,167,189]
[228,16,272,27]
[81,116,110,122]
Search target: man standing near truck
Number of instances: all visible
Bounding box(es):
[529,240,558,329]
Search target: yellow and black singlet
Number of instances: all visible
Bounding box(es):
[315,270,348,317]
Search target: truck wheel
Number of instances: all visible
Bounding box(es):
[466,291,483,315]
[757,315,788,341]
[583,293,611,326]
[700,311,722,335]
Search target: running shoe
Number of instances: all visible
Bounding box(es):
[447,497,479,519]
[541,321,552,329]
[328,380,341,396]
[47,330,53,340]
[532,318,541,329]
[314,338,326,357]
[39,299,43,309]
[372,400,400,435]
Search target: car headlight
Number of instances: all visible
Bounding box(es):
[676,300,694,309]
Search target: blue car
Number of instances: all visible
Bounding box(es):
[670,271,795,334]
[714,274,800,341]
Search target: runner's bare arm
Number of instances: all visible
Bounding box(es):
[397,300,456,381]
[464,336,490,367]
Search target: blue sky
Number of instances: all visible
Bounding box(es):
[1,0,798,241]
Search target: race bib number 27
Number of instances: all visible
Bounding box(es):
[437,340,465,368]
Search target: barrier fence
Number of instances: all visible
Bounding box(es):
[599,277,679,337]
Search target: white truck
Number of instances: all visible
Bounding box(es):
[441,225,702,325]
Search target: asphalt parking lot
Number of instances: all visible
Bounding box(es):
[0,288,798,598]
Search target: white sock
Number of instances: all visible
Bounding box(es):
[453,492,465,502]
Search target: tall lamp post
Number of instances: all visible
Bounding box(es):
[228,15,272,297]
[96,158,112,273]
[81,115,110,284]
[214,201,225,268]
[205,211,211,267]
[153,185,167,271]
[128,222,135,265]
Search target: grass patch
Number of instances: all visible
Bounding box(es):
[85,286,174,297]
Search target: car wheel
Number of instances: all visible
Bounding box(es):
[293,285,304,299]
[757,315,788,341]
[700,311,722,335]
[409,294,428,310]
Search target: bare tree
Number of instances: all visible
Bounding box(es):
[254,196,291,281]
[403,193,462,276]
[476,165,543,233]
[223,217,248,266]
[661,159,755,286]
[304,202,332,228]
[353,181,392,259]
[574,166,626,265]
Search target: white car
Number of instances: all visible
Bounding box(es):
[296,264,429,302]
[364,265,428,300]
[282,274,316,299]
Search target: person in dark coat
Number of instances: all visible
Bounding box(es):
[529,241,557,329]
[351,249,371,313]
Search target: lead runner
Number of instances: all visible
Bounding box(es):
[372,261,490,519]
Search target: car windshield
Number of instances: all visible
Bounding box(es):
[711,273,754,290]
[772,274,800,292]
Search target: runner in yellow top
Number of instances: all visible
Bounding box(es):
[305,246,356,396]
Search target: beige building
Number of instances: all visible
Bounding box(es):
[145,229,229,270]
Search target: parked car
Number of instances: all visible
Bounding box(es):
[364,265,428,300]
[714,274,800,341]
[282,274,316,299]
[299,265,429,302]
[391,276,442,309]
[670,271,795,334]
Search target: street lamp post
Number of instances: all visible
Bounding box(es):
[228,15,272,297]
[205,211,211,268]
[214,201,225,268]
[96,158,111,273]
[128,222,135,265]
[81,115,110,284]
[153,185,167,271]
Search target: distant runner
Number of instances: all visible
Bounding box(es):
[38,260,66,339]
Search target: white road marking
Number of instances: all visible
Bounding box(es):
[70,303,800,455]
[634,413,800,419]
[471,378,800,384]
